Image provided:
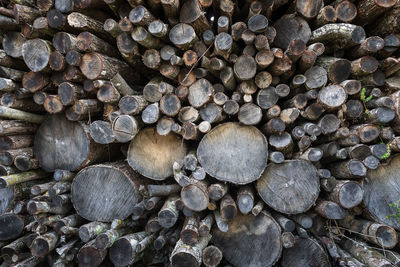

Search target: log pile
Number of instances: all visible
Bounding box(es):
[1,0,400,266]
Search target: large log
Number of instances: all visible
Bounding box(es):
[282,237,331,267]
[71,162,146,222]
[256,160,319,214]
[34,114,108,172]
[363,154,400,230]
[127,127,187,180]
[212,212,282,267]
[0,213,25,241]
[197,122,268,184]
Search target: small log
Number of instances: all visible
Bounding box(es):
[316,56,351,83]
[169,23,198,50]
[80,52,137,83]
[334,1,357,23]
[22,71,49,94]
[314,6,337,28]
[170,234,211,267]
[318,85,347,110]
[76,31,119,58]
[0,135,33,151]
[199,213,214,237]
[21,39,53,72]
[295,0,323,19]
[341,238,394,266]
[13,4,41,24]
[158,195,179,228]
[202,245,223,267]
[89,120,115,145]
[315,200,346,219]
[30,232,58,257]
[256,87,279,109]
[329,159,367,179]
[340,215,398,249]
[304,66,327,91]
[257,160,319,214]
[355,0,397,26]
[95,228,128,250]
[238,103,262,125]
[273,14,311,50]
[119,95,147,115]
[179,0,210,34]
[49,51,66,71]
[27,199,72,215]
[109,232,149,266]
[181,180,209,212]
[67,12,109,40]
[349,36,385,59]
[0,170,47,188]
[181,215,200,245]
[236,186,254,215]
[112,115,141,143]
[77,239,107,267]
[188,78,213,108]
[79,221,109,242]
[368,6,400,36]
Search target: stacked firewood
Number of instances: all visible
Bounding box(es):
[2,0,400,266]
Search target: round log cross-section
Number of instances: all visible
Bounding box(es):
[0,187,14,214]
[197,122,268,184]
[282,237,331,267]
[71,162,146,222]
[127,127,187,180]
[256,160,320,214]
[22,39,52,72]
[34,114,107,172]
[212,212,282,267]
[0,213,25,241]
[363,154,400,230]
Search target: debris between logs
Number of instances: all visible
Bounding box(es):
[1,0,400,266]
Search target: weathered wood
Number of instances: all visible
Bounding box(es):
[72,162,145,222]
[80,52,137,83]
[197,122,267,184]
[77,239,107,266]
[355,0,397,26]
[363,155,400,230]
[202,245,222,267]
[128,127,187,180]
[282,237,330,267]
[109,232,149,266]
[273,14,311,50]
[341,238,393,267]
[34,114,108,172]
[310,23,365,49]
[318,85,347,110]
[212,212,281,267]
[181,180,209,212]
[257,160,319,214]
[158,195,179,228]
[316,56,351,84]
[0,213,25,241]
